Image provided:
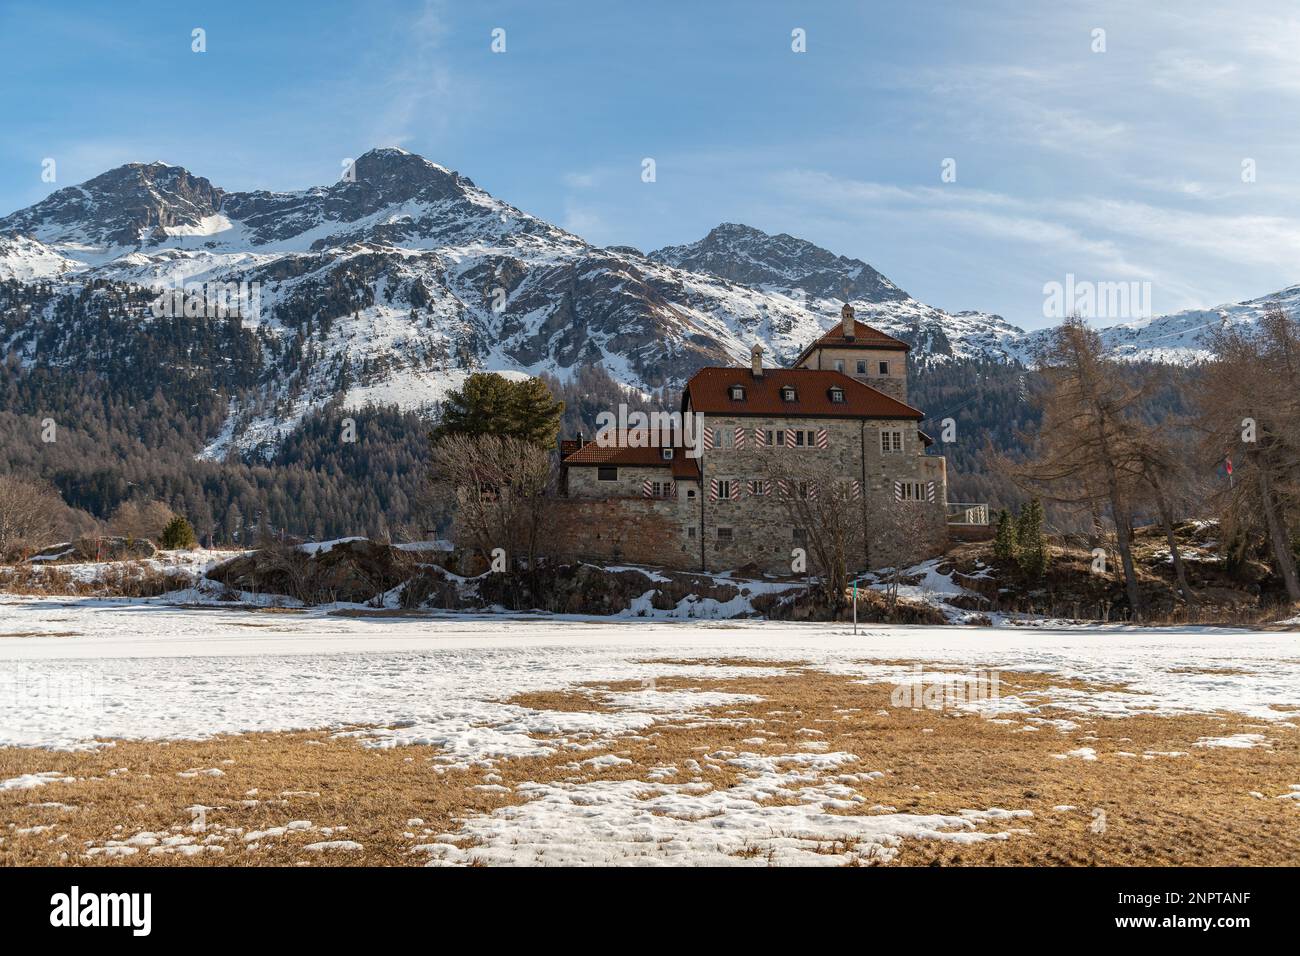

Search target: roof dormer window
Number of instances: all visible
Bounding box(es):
[661,448,674,460]
[829,386,845,403]
[781,386,797,402]
[729,384,746,401]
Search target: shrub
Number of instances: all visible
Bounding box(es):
[159,516,198,550]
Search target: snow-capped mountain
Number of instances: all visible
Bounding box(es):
[1093,284,1300,363]
[646,222,1028,365]
[0,148,1030,456]
[0,147,1290,458]
[1006,284,1300,365]
[648,222,909,303]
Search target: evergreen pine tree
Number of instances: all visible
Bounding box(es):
[993,509,1016,561]
[430,373,564,448]
[1015,498,1048,578]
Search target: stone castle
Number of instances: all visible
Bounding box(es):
[552,305,952,574]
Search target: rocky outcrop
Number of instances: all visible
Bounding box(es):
[206,538,421,605]
[27,536,157,563]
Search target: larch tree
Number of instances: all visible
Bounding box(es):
[1008,318,1153,618]
[1198,303,1300,603]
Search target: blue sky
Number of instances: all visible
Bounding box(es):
[2,0,1299,328]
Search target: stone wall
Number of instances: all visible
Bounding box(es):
[547,495,700,570]
[566,463,681,500]
[948,522,994,543]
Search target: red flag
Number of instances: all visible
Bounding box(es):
[1225,455,1233,476]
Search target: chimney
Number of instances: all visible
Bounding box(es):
[840,302,855,339]
[750,343,764,378]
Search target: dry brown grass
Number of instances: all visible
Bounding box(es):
[0,562,193,598]
[635,657,810,668]
[2,664,1298,867]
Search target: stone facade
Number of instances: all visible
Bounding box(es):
[690,414,946,572]
[796,346,908,402]
[696,415,860,572]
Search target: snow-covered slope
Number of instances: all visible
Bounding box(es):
[0,235,80,280]
[1092,284,1300,363]
[1010,283,1300,365]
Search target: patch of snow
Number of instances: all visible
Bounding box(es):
[1193,733,1270,750]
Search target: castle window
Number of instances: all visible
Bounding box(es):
[829,386,845,403]
[716,527,733,541]
[729,384,746,401]
[881,430,903,454]
[781,386,797,402]
[896,481,927,501]
[857,360,867,374]
[687,488,697,499]
[833,359,844,372]
[598,465,618,481]
[661,448,674,460]
[717,479,733,500]
[878,360,890,375]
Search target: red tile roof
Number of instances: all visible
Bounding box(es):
[561,436,700,479]
[821,319,910,350]
[684,367,922,420]
[792,320,910,369]
[671,454,702,480]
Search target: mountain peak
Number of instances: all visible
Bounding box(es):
[0,160,223,249]
[705,222,765,239]
[349,147,469,190]
[649,222,909,304]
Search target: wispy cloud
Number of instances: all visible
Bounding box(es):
[770,167,1300,315]
[344,0,460,149]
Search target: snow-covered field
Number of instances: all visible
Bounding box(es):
[2,599,1298,747]
[2,598,1297,865]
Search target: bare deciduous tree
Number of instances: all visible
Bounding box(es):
[763,456,865,613]
[429,433,556,574]
[109,499,177,542]
[871,500,933,617]
[0,475,63,559]
[1007,318,1159,618]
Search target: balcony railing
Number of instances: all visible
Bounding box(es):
[946,502,989,526]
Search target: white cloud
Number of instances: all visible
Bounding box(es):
[1151,52,1240,95]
